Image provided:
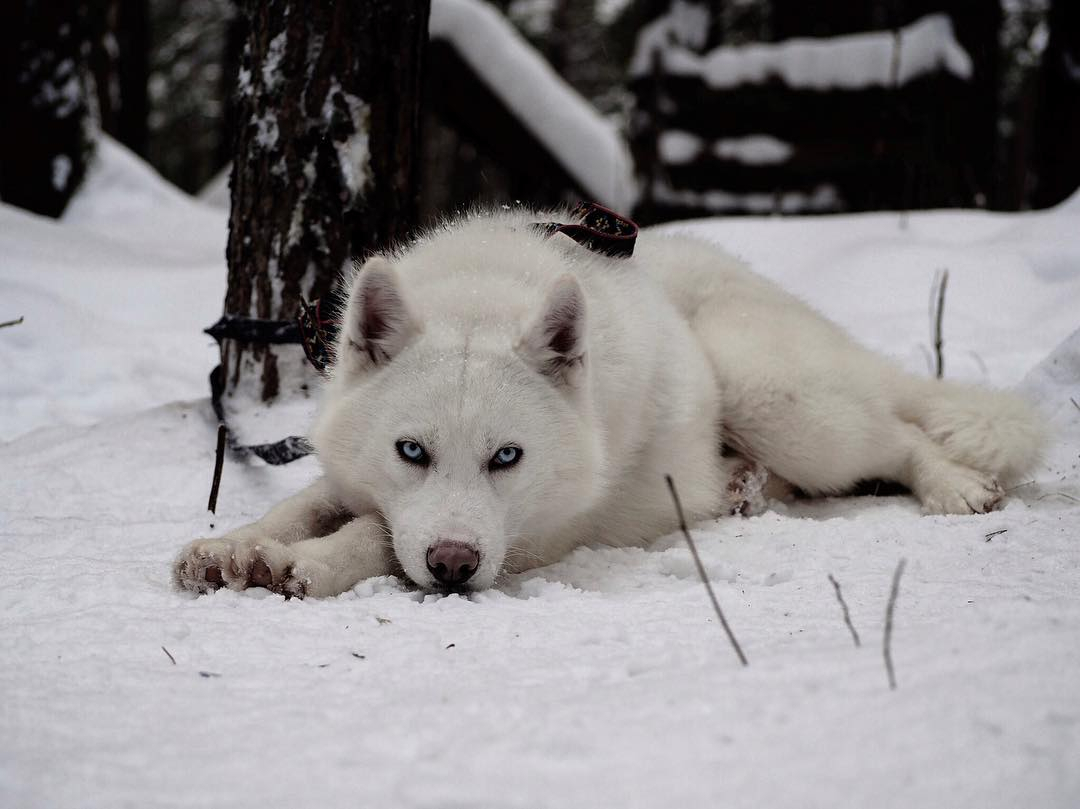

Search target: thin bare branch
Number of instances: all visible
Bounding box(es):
[665,474,748,667]
[883,558,907,690]
[0,316,24,329]
[828,574,861,647]
[1037,491,1080,503]
[161,646,176,665]
[207,424,227,513]
[930,270,948,379]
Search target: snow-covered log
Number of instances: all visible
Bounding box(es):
[429,0,636,213]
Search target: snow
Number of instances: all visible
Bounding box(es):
[658,129,703,163]
[659,130,795,165]
[197,164,230,209]
[430,0,637,212]
[653,179,841,214]
[323,82,371,199]
[1,135,226,436]
[261,30,288,90]
[50,154,72,191]
[2,140,1080,808]
[714,134,794,164]
[631,12,974,89]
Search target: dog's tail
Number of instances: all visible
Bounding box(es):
[898,377,1046,483]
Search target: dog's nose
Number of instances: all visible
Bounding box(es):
[426,541,480,586]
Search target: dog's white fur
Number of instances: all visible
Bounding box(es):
[174,209,1045,597]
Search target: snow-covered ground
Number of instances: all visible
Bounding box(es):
[1,140,1079,808]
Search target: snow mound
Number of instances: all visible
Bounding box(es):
[0,137,227,440]
[197,164,231,210]
[62,135,226,262]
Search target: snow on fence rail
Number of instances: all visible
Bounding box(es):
[629,4,990,220]
[630,12,973,89]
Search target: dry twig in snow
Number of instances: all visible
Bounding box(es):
[207,424,227,513]
[161,646,176,665]
[930,270,949,379]
[664,474,748,667]
[0,316,25,329]
[828,574,861,647]
[883,558,907,690]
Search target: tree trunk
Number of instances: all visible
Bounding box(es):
[222,0,430,415]
[0,0,96,218]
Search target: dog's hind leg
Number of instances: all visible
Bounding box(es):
[891,422,1005,514]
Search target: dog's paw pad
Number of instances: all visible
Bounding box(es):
[250,556,274,588]
[173,538,293,595]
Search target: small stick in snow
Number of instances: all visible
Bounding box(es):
[1005,480,1034,492]
[883,558,907,690]
[1037,491,1080,503]
[161,646,176,665]
[0,316,24,329]
[828,574,861,647]
[664,474,748,667]
[984,529,1007,542]
[207,424,227,514]
[930,269,948,379]
[1071,397,1080,413]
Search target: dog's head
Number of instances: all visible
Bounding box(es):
[312,254,603,591]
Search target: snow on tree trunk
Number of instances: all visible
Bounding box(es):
[222,0,430,412]
[1,0,96,218]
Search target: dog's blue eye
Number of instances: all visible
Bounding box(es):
[489,445,522,471]
[396,440,429,466]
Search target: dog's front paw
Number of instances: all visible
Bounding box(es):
[726,460,770,516]
[172,537,296,596]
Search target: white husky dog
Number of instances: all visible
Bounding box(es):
[174,208,1044,597]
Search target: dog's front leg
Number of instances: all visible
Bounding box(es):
[173,476,358,594]
[259,515,394,598]
[174,512,392,598]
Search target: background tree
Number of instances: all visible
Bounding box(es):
[219,0,430,413]
[0,0,97,217]
[1032,0,1080,207]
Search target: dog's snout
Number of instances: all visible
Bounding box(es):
[426,540,480,586]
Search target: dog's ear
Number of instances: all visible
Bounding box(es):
[519,274,587,385]
[340,256,420,373]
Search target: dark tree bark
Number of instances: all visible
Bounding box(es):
[0,0,96,218]
[222,0,430,409]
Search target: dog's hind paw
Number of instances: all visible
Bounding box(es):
[727,460,769,517]
[917,464,1004,515]
[173,537,300,597]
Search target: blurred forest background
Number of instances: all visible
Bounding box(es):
[3,0,1078,226]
